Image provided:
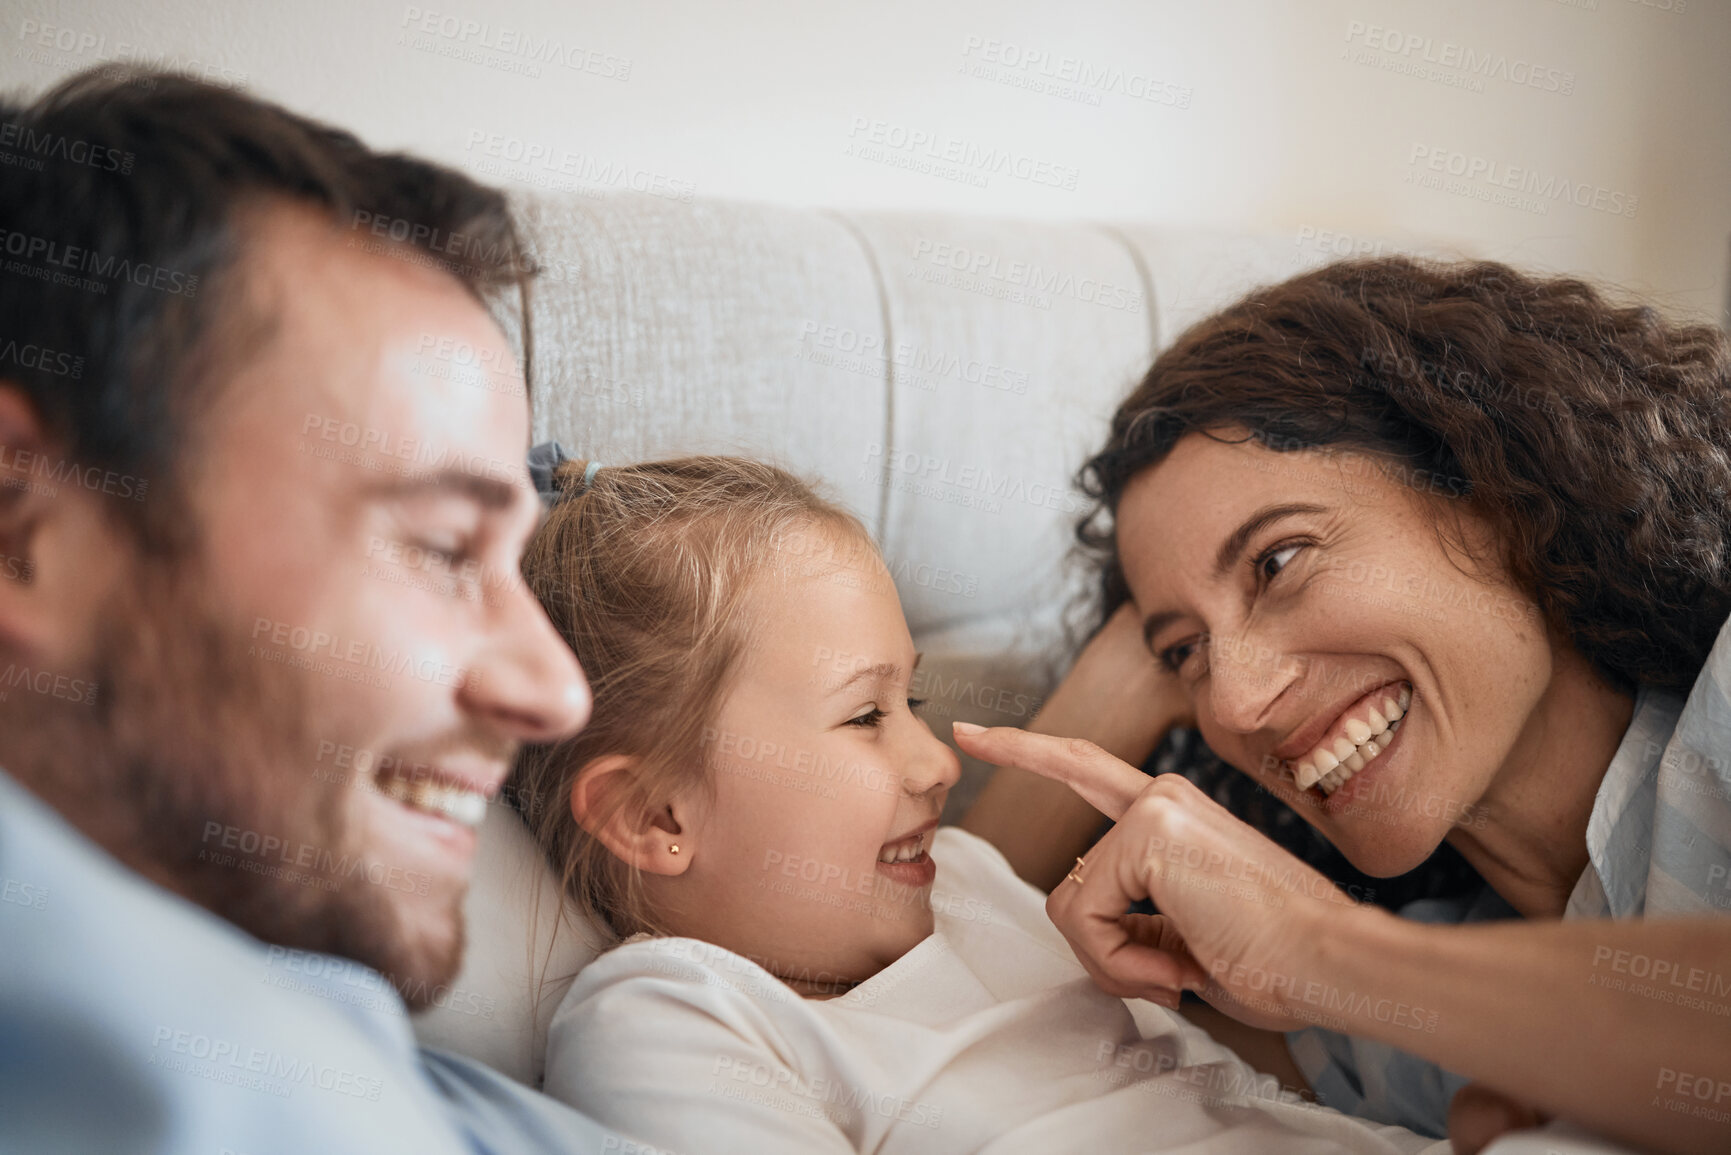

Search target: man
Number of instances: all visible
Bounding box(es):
[0,66,624,1152]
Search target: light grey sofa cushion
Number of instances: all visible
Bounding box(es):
[415,192,1432,1085]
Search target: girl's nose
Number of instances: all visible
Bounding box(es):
[903,718,963,797]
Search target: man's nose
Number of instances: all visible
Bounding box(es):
[458,575,591,743]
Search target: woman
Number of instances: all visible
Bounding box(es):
[956,257,1731,1155]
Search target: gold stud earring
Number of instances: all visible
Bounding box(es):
[669,844,680,855]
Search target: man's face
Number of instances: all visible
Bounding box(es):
[8,203,590,1002]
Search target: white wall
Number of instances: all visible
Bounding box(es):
[8,0,1727,322]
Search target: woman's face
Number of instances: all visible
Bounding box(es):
[1116,430,1554,876]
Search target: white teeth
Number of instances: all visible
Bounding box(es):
[376,777,489,828]
[878,833,925,864]
[1288,685,1414,797]
[445,791,489,827]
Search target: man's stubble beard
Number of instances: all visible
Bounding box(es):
[4,548,466,1008]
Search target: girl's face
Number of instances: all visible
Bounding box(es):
[1115,430,1557,877]
[649,530,961,995]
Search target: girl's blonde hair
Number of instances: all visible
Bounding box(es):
[512,455,872,943]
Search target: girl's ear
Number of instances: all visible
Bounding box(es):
[570,755,694,877]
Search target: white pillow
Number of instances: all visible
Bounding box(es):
[411,801,604,1087]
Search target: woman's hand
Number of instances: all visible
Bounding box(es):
[954,722,1731,1155]
[952,723,1382,1028]
[958,603,1192,890]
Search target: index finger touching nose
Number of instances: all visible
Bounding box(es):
[951,723,1148,821]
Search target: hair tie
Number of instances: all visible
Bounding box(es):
[527,440,602,508]
[527,440,569,508]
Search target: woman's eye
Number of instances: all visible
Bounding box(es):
[1258,543,1303,582]
[846,707,887,728]
[906,698,927,713]
[1158,638,1203,674]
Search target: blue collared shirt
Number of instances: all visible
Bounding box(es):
[0,768,628,1154]
[1287,616,1731,1138]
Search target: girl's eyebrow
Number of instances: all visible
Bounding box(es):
[826,650,922,696]
[828,661,902,696]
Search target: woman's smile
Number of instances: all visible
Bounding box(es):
[1282,680,1412,797]
[1318,693,1412,817]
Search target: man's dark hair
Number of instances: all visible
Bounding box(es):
[0,66,536,550]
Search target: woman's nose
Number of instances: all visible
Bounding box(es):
[1205,632,1290,734]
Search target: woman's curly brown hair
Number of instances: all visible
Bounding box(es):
[1080,256,1731,693]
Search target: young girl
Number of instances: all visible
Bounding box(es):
[513,454,1445,1155]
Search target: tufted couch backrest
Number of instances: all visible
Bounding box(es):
[412,191,1436,1086]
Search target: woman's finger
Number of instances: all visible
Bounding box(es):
[1048,909,1193,1006]
[1039,776,1352,1030]
[952,723,1149,821]
[1047,832,1209,1002]
[1118,913,1209,988]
